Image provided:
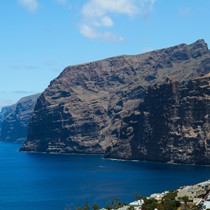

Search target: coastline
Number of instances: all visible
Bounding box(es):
[19,148,210,167]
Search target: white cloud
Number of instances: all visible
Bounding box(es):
[80,25,98,39]
[55,0,67,5]
[19,0,38,12]
[79,24,124,42]
[55,0,71,9]
[93,16,114,27]
[79,0,156,41]
[82,0,139,17]
[54,0,72,10]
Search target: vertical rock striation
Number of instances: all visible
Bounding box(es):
[105,73,210,164]
[20,40,210,164]
[0,105,15,135]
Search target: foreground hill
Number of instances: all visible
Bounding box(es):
[0,93,40,143]
[20,39,210,165]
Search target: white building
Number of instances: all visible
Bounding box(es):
[177,185,206,200]
[198,180,210,191]
[129,199,144,210]
[150,191,169,201]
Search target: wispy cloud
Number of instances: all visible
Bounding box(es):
[13,91,37,94]
[13,65,38,71]
[0,91,36,94]
[18,0,38,13]
[44,60,58,67]
[55,0,71,8]
[178,7,192,17]
[55,0,67,5]
[79,0,156,41]
[79,24,124,42]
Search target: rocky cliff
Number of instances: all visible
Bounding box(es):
[105,73,210,164]
[0,105,15,135]
[0,93,40,142]
[20,39,210,158]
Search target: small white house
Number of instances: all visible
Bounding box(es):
[129,199,144,206]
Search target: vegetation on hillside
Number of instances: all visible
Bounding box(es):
[65,192,203,210]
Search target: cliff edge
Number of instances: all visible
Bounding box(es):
[20,39,210,162]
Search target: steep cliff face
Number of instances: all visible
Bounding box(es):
[105,73,210,164]
[0,93,40,143]
[0,105,15,135]
[21,39,210,155]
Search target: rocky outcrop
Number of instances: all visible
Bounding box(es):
[0,93,40,143]
[20,39,210,157]
[105,73,210,164]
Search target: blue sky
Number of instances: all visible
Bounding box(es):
[0,0,210,109]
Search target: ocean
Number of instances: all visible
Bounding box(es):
[0,141,210,210]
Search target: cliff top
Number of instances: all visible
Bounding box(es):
[63,39,209,70]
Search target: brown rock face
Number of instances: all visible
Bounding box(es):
[0,93,40,143]
[105,74,210,164]
[21,40,210,159]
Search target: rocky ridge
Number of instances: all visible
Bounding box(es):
[0,93,40,143]
[20,39,210,164]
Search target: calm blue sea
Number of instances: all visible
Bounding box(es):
[0,141,210,210]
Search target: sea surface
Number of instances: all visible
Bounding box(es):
[1,142,210,210]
